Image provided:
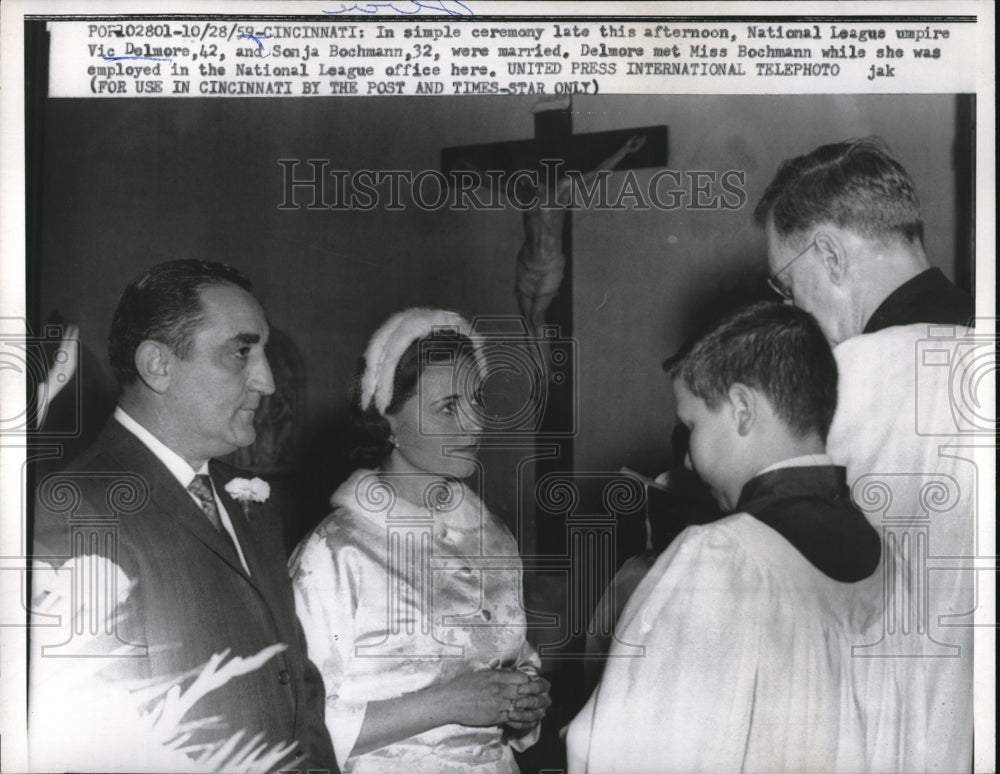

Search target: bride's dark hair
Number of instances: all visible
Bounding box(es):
[348,331,473,468]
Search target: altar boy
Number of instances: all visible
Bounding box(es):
[566,302,882,774]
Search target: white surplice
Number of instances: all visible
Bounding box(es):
[566,512,881,774]
[828,323,980,772]
[290,469,540,774]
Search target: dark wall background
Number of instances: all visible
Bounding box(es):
[569,94,965,479]
[36,95,544,548]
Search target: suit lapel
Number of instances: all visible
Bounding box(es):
[210,463,292,634]
[211,464,272,585]
[99,420,255,580]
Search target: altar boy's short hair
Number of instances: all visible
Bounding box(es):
[668,303,838,441]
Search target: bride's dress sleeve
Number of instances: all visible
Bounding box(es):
[290,521,368,768]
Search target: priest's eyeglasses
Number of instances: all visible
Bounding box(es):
[767,239,817,300]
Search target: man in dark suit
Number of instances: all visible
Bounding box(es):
[32,260,337,772]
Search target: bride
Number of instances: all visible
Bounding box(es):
[290,308,550,774]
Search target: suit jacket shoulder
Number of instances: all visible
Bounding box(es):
[32,418,338,771]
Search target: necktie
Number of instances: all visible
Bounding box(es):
[188,474,224,531]
[188,474,241,562]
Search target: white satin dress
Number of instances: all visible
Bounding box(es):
[290,469,540,774]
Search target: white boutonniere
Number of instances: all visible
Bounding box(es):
[225,477,271,518]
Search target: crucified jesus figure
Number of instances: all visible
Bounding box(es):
[515,134,646,339]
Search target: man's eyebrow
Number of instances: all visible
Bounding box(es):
[230,333,262,345]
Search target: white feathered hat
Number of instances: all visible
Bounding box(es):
[359,308,485,415]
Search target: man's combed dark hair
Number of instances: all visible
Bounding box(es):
[668,302,839,441]
[753,136,924,245]
[108,259,252,386]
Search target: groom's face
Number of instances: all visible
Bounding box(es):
[164,283,275,463]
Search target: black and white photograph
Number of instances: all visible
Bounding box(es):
[0,2,994,772]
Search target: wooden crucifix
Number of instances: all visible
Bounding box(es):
[442,102,667,557]
[443,103,667,342]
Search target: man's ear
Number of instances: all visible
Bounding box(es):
[813,229,848,284]
[134,340,172,394]
[727,383,756,437]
